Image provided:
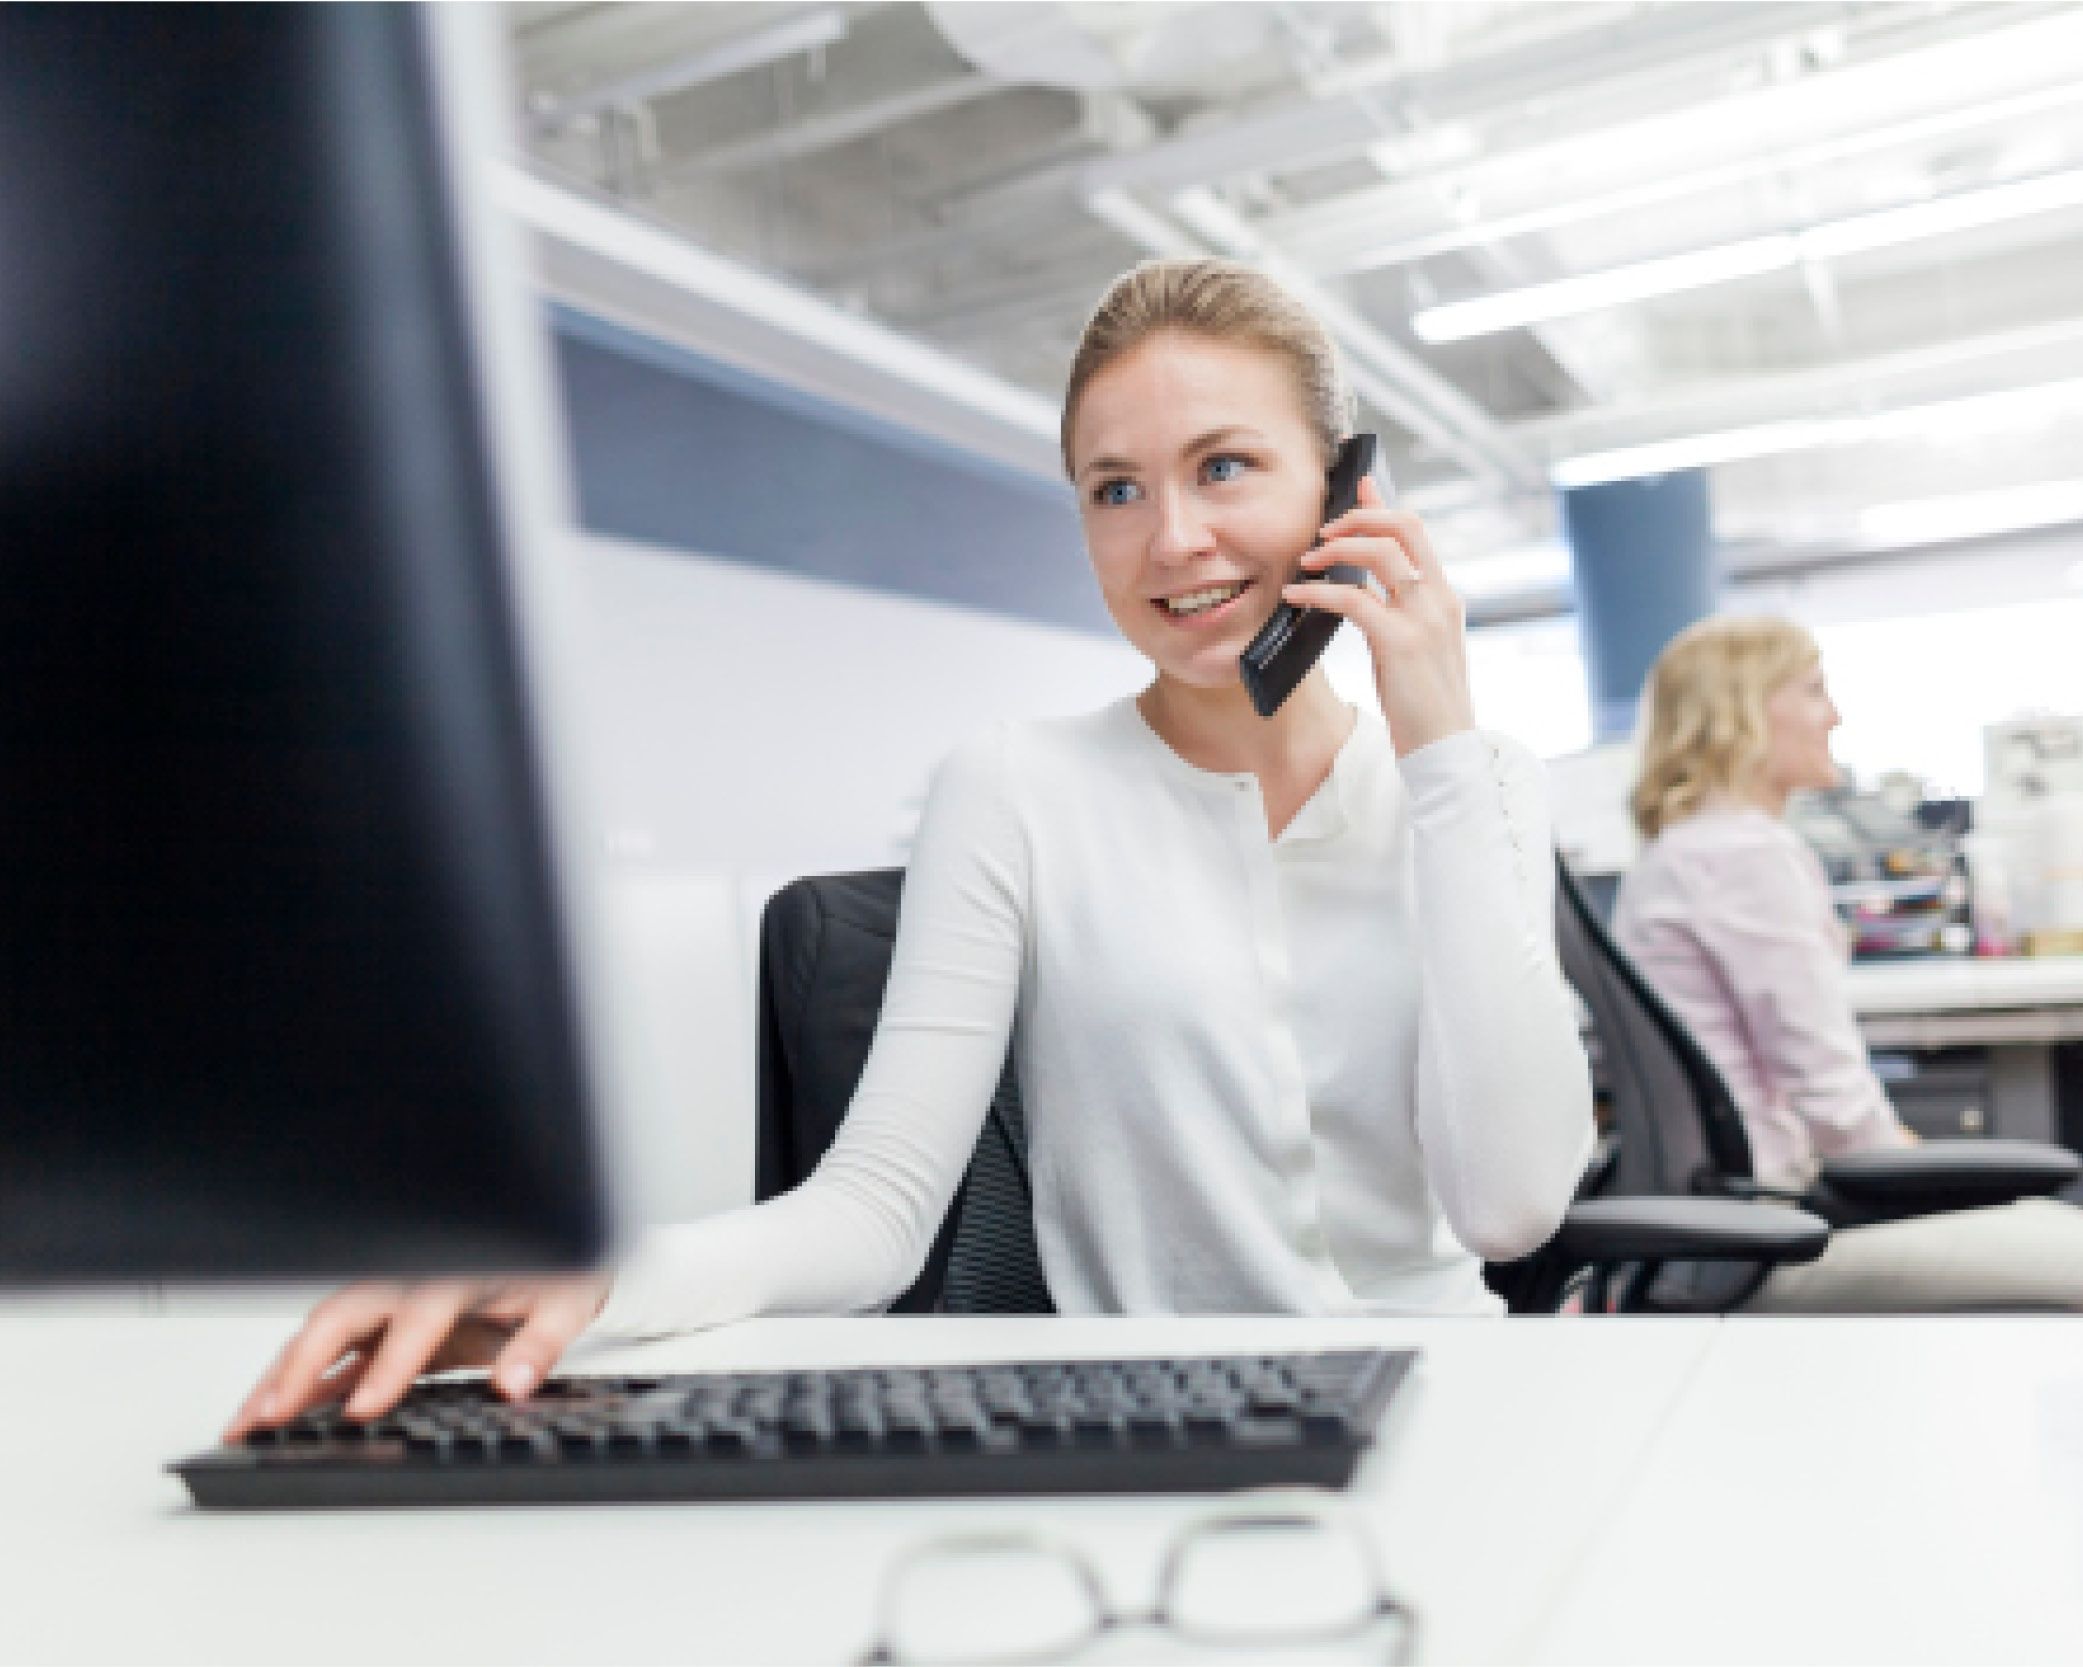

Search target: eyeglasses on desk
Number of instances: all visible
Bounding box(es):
[858,1488,1420,1665]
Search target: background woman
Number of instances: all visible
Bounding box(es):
[1615,613,2083,1310]
[228,258,1593,1438]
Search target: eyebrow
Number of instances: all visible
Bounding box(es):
[1076,425,1270,482]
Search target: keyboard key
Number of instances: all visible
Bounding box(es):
[704,1422,754,1458]
[936,1419,987,1453]
[883,1422,929,1455]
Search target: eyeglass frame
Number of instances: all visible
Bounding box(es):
[857,1487,1422,1666]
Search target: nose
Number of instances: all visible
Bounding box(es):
[1148,481,1215,566]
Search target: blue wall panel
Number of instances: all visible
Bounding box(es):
[548,307,1108,636]
[1562,469,1720,740]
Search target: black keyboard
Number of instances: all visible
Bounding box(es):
[174,1348,1416,1508]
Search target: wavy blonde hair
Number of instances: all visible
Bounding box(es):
[1059,258,1355,477]
[1631,614,1821,841]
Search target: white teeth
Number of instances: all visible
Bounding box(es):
[1162,581,1246,616]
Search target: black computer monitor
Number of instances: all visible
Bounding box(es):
[0,6,622,1278]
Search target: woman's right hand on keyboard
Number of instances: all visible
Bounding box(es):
[223,1274,613,1442]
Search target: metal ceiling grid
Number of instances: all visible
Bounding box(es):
[507,1,2083,592]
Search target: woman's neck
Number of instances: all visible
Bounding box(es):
[1706,779,1789,819]
[1137,668,1352,779]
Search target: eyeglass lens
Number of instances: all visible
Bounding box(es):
[881,1540,1105,1666]
[1164,1515,1386,1644]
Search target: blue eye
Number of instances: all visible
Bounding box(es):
[1204,453,1249,483]
[1093,478,1141,507]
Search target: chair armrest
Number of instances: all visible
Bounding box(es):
[1813,1139,2079,1222]
[1705,1175,1811,1207]
[1552,1197,1829,1268]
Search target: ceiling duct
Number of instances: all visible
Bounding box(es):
[923,1,1279,95]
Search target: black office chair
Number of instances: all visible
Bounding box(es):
[756,868,1828,1317]
[755,869,1051,1315]
[1553,855,2079,1306]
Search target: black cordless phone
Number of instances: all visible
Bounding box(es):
[1238,432,1379,719]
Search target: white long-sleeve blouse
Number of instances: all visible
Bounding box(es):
[589,698,1595,1337]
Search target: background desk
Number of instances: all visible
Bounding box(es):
[1846,957,2083,1145]
[0,1314,1715,1666]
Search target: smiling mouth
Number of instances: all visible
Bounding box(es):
[1155,579,1254,622]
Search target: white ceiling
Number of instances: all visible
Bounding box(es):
[505,1,2083,592]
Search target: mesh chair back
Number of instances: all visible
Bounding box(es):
[1553,855,1754,1197]
[755,868,1054,1314]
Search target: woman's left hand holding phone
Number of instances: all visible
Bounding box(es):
[1281,476,1477,757]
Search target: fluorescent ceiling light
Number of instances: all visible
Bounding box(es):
[498,167,1058,442]
[1415,167,2083,344]
[1552,418,1856,488]
[1861,379,2083,443]
[1553,378,2083,488]
[1415,237,1794,343]
[1858,479,2083,548]
[1803,167,2083,259]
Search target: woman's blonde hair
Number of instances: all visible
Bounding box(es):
[1631,614,1821,841]
[1059,258,1355,477]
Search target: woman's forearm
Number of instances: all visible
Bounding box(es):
[584,1150,946,1341]
[1402,731,1596,1262]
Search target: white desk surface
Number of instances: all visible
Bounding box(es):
[1845,955,2083,1016]
[1537,1317,2083,1666]
[0,1314,1721,1667]
[10,1315,2077,1666]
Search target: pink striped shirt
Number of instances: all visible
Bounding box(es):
[1612,803,1912,1190]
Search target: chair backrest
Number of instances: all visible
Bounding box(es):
[1553,855,1755,1197]
[755,868,1054,1314]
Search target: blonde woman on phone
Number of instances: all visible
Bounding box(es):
[1614,614,2083,1310]
[228,259,1594,1439]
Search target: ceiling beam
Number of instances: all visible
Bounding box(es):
[667,72,1001,179]
[529,7,852,134]
[958,5,1853,216]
